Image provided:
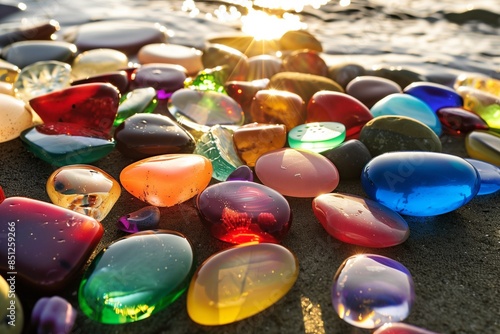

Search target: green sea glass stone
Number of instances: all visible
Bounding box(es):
[288,122,346,153]
[185,66,228,94]
[114,87,158,127]
[78,230,195,324]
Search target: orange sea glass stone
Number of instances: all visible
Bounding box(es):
[120,154,213,207]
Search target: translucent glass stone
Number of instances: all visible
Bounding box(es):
[288,122,346,153]
[226,165,254,181]
[332,254,415,329]
[31,296,76,334]
[71,48,129,80]
[403,81,463,112]
[184,66,227,93]
[114,87,158,127]
[374,323,439,334]
[454,73,500,96]
[13,60,71,102]
[117,206,160,233]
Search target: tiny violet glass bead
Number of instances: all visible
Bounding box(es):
[117,206,161,233]
[31,296,77,334]
[226,165,254,182]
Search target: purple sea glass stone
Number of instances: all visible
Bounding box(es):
[31,296,76,334]
[332,254,415,329]
[196,181,292,244]
[117,206,161,233]
[437,107,489,135]
[403,82,463,112]
[130,63,187,99]
[226,165,254,182]
[465,158,500,195]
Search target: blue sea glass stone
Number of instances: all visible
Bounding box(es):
[361,151,480,216]
[465,158,500,195]
[403,82,463,113]
[370,93,442,136]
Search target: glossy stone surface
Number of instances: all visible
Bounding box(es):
[71,20,168,55]
[138,43,203,75]
[0,20,59,47]
[71,70,130,94]
[456,86,500,130]
[2,40,77,68]
[14,60,72,102]
[130,63,187,99]
[279,30,323,52]
[114,113,195,159]
[246,55,282,81]
[321,139,372,179]
[361,152,480,216]
[206,32,278,57]
[281,50,328,77]
[117,206,160,233]
[359,115,442,156]
[194,125,244,181]
[31,296,76,334]
[288,122,346,153]
[437,107,489,135]
[255,148,340,198]
[313,193,409,248]
[454,73,500,96]
[373,323,439,334]
[368,67,427,89]
[187,242,299,325]
[0,275,23,334]
[120,154,212,207]
[79,230,194,324]
[169,89,244,133]
[46,165,121,221]
[114,87,158,127]
[197,181,291,244]
[404,81,463,112]
[268,72,344,106]
[346,76,402,109]
[465,130,500,166]
[20,125,116,166]
[250,89,305,130]
[29,83,120,138]
[0,60,20,84]
[71,48,129,80]
[465,158,500,195]
[233,123,287,167]
[185,66,227,94]
[332,254,414,329]
[0,93,33,143]
[307,91,373,139]
[226,165,254,182]
[327,63,366,89]
[370,93,442,136]
[202,43,248,81]
[225,78,269,115]
[0,197,103,290]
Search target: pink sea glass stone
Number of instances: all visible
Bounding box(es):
[255,148,340,198]
[373,322,439,334]
[312,193,409,248]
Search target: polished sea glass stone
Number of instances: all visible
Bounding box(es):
[185,66,228,94]
[456,86,500,130]
[131,63,187,99]
[281,50,328,77]
[268,72,344,106]
[13,60,72,102]
[0,20,59,47]
[2,40,77,68]
[370,93,442,136]
[0,275,23,334]
[71,70,130,94]
[0,186,5,203]
[114,113,195,159]
[194,125,244,181]
[361,151,480,216]
[312,193,409,248]
[201,43,249,82]
[117,206,160,233]
[114,87,158,127]
[332,254,414,329]
[233,123,287,167]
[246,54,282,81]
[0,60,20,84]
[373,322,439,334]
[169,89,245,133]
[0,93,33,143]
[255,148,340,198]
[454,73,500,96]
[279,30,323,52]
[437,107,489,135]
[46,164,121,221]
[29,83,120,138]
[0,197,103,290]
[138,43,203,75]
[403,81,463,112]
[79,230,194,324]
[226,165,254,182]
[187,242,299,325]
[464,158,500,195]
[465,130,500,166]
[327,63,366,89]
[321,139,372,179]
[120,154,213,207]
[306,91,373,139]
[196,181,291,244]
[288,122,346,153]
[71,20,168,55]
[20,125,116,166]
[225,78,269,115]
[359,115,442,156]
[250,89,306,130]
[31,296,76,334]
[345,76,402,109]
[71,48,129,80]
[368,67,427,89]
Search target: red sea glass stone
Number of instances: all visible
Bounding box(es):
[437,106,489,135]
[0,197,103,291]
[307,91,373,139]
[196,181,292,244]
[29,83,120,137]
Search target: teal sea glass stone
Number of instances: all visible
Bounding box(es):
[288,122,346,153]
[361,151,480,216]
[78,230,195,324]
[114,87,158,127]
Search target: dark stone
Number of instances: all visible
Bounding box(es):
[321,139,372,180]
[2,40,77,68]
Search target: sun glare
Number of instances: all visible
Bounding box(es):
[241,10,306,40]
